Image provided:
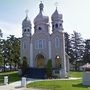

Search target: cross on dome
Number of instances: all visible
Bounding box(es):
[39,1,44,13]
[55,2,59,9]
[25,9,29,17]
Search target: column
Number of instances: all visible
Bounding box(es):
[48,41,51,59]
[30,42,33,67]
[60,32,67,78]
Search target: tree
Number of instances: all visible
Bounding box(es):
[6,35,20,70]
[65,32,70,54]
[70,31,85,70]
[1,35,20,71]
[83,39,90,63]
[46,59,52,78]
[21,56,29,74]
[0,40,3,66]
[2,40,10,71]
[0,30,3,66]
[0,29,3,38]
[0,54,3,66]
[64,32,75,64]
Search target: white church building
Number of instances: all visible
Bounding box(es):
[21,2,69,78]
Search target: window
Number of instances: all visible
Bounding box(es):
[60,24,62,26]
[53,25,54,28]
[23,42,26,49]
[38,27,42,30]
[28,29,30,32]
[24,29,26,32]
[55,37,60,48]
[55,24,58,28]
[35,40,38,49]
[55,70,59,74]
[35,39,45,49]
[39,40,43,49]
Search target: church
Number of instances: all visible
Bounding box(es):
[21,2,69,78]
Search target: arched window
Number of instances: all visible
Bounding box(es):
[38,27,42,30]
[60,23,62,26]
[23,42,26,49]
[55,24,58,28]
[39,40,43,49]
[35,39,45,49]
[52,25,54,28]
[55,37,60,48]
[28,29,30,32]
[24,29,26,32]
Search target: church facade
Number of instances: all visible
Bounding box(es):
[21,2,69,78]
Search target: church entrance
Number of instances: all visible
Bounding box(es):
[36,54,45,68]
[55,55,61,68]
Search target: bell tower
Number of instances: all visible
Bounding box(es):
[51,8,63,32]
[22,10,31,37]
[51,7,67,78]
[21,10,32,66]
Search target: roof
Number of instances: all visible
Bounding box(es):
[82,63,90,69]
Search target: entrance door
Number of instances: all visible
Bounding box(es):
[36,54,45,68]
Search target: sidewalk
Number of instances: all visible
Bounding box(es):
[0,80,36,90]
[0,77,81,90]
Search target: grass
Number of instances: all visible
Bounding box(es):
[27,80,90,90]
[0,71,21,85]
[69,71,83,78]
[27,71,90,90]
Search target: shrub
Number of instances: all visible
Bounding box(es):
[21,57,29,74]
[46,59,52,78]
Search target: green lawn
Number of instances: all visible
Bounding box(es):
[27,71,90,90]
[27,80,90,90]
[69,71,83,78]
[0,71,21,85]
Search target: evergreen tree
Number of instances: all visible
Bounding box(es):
[65,32,70,54]
[46,59,52,78]
[64,32,75,64]
[70,31,85,70]
[21,56,28,74]
[83,39,90,63]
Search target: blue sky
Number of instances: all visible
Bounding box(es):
[0,0,90,39]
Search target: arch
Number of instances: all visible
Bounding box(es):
[38,27,42,30]
[36,54,45,68]
[55,23,58,28]
[24,29,26,32]
[55,55,61,68]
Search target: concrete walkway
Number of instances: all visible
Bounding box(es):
[0,77,81,90]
